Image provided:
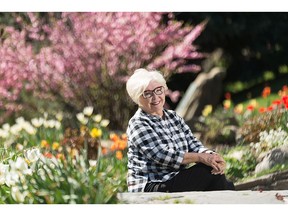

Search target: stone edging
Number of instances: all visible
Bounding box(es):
[235,170,288,190]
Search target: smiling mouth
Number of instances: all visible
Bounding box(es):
[151,101,160,106]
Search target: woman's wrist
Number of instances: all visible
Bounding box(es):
[182,152,200,164]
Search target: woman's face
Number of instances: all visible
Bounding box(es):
[139,80,166,117]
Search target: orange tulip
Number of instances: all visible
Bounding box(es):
[246,105,255,111]
[43,152,53,159]
[56,153,65,160]
[41,140,50,148]
[102,147,108,155]
[116,151,123,160]
[267,105,274,111]
[110,133,119,142]
[272,99,282,106]
[259,107,266,113]
[262,86,271,98]
[121,133,127,141]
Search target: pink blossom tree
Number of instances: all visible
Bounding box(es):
[0,12,206,129]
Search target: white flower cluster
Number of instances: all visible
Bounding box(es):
[0,148,41,202]
[0,114,62,148]
[0,117,36,138]
[76,106,110,127]
[250,127,288,155]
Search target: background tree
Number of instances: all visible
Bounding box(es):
[0,12,206,130]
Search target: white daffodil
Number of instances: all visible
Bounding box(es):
[47,119,57,128]
[55,112,63,121]
[15,117,25,125]
[0,163,9,185]
[5,170,19,187]
[0,128,9,138]
[93,114,102,123]
[24,148,41,163]
[31,118,44,128]
[55,121,61,129]
[10,124,22,135]
[43,119,49,128]
[100,119,110,127]
[83,106,94,116]
[12,157,31,175]
[76,113,88,125]
[2,123,10,131]
[11,186,28,203]
[89,160,97,167]
[14,157,28,171]
[23,122,36,135]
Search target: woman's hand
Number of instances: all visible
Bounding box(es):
[198,153,226,175]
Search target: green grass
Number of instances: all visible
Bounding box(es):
[241,93,280,108]
[226,73,288,105]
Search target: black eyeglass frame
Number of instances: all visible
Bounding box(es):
[142,86,165,99]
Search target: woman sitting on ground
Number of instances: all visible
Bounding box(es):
[125,68,235,192]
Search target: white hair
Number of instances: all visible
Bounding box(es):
[126,68,167,104]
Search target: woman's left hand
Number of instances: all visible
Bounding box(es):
[211,159,226,175]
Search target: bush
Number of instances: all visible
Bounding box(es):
[238,109,285,144]
[194,107,239,147]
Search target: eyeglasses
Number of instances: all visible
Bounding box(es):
[142,86,164,99]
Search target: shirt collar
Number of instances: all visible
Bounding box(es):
[138,108,168,120]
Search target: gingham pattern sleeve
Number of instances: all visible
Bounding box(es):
[129,118,185,169]
[174,111,208,153]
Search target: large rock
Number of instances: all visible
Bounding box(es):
[255,145,288,174]
[175,67,226,121]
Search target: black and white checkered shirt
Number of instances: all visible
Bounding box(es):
[126,108,208,192]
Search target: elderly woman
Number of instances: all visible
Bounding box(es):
[125,68,235,193]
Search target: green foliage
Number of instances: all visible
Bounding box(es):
[195,108,238,147]
[224,148,257,182]
[0,147,128,204]
[97,152,128,194]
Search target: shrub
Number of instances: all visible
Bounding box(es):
[224,146,257,182]
[238,109,285,144]
[195,107,239,147]
[0,12,207,130]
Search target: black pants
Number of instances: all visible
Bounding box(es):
[144,163,235,192]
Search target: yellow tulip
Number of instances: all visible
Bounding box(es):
[202,105,213,117]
